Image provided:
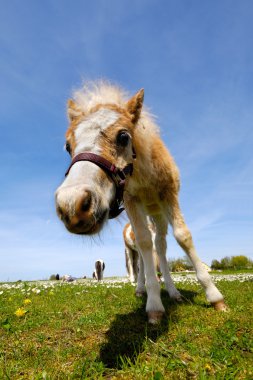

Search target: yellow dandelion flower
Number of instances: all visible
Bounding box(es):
[204,364,212,372]
[24,298,32,305]
[14,307,27,317]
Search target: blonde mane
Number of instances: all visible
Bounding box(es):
[72,80,159,136]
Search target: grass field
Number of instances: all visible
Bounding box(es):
[1,273,253,379]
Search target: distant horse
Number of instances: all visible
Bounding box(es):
[62,274,75,282]
[123,221,162,287]
[93,259,105,281]
[55,80,227,323]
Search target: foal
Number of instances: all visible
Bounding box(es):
[123,221,161,285]
[55,81,227,323]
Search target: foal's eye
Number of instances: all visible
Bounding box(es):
[116,131,130,147]
[65,142,72,155]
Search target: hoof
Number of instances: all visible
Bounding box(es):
[174,295,183,303]
[212,300,229,311]
[170,292,183,303]
[148,311,164,324]
[169,290,183,303]
[136,291,146,297]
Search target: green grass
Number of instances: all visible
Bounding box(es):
[0,275,252,379]
[210,269,253,274]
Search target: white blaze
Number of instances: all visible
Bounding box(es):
[58,108,120,209]
[74,108,120,154]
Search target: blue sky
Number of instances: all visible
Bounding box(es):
[1,0,253,281]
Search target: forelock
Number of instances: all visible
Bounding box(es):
[68,80,160,138]
[72,80,128,114]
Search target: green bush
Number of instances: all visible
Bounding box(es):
[211,255,253,270]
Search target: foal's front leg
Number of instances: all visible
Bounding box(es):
[125,201,165,323]
[152,214,182,302]
[136,228,165,323]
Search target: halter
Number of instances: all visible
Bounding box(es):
[65,152,133,219]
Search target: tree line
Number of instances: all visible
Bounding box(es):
[167,255,252,272]
[211,255,253,270]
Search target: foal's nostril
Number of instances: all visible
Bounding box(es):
[81,191,92,212]
[57,206,63,218]
[57,206,70,224]
[64,214,70,224]
[75,221,85,229]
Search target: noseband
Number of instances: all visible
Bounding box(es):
[65,152,133,219]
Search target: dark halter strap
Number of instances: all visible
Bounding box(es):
[65,152,133,219]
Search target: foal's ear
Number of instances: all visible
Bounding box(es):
[67,99,84,122]
[126,89,144,124]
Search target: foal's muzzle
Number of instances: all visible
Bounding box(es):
[56,152,133,235]
[55,185,107,235]
[65,152,133,219]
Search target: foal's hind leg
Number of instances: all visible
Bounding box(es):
[168,200,227,310]
[152,215,182,302]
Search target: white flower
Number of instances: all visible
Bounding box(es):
[32,288,41,294]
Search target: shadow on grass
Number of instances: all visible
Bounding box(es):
[98,288,197,369]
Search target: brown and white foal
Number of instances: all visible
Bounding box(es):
[123,221,165,287]
[55,81,227,323]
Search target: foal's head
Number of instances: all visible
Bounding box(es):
[55,86,144,235]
